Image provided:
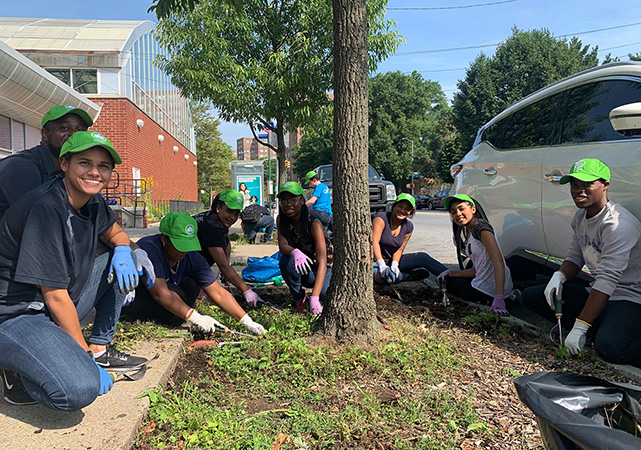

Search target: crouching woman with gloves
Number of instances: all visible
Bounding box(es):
[120,212,265,335]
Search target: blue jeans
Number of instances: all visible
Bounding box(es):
[522,283,641,367]
[242,215,275,243]
[309,209,333,234]
[279,255,332,301]
[0,252,125,410]
[374,252,447,284]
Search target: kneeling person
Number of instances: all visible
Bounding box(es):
[120,213,265,335]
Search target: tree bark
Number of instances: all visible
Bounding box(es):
[315,0,379,345]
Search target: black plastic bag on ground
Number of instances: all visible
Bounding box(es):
[514,371,641,449]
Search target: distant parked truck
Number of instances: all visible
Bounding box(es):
[313,164,397,214]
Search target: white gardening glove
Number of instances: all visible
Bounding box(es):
[242,289,263,307]
[376,260,392,283]
[239,314,265,335]
[565,319,590,356]
[132,248,156,289]
[122,290,136,307]
[436,269,451,284]
[390,261,401,283]
[544,271,567,310]
[187,310,227,333]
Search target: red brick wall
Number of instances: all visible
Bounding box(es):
[89,97,197,202]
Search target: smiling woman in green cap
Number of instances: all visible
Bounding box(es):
[277,181,331,315]
[120,212,265,336]
[0,131,148,410]
[436,193,513,316]
[193,190,267,308]
[521,159,641,367]
[372,193,447,285]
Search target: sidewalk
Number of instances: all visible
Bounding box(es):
[0,224,277,450]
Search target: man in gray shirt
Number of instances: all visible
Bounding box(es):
[522,158,641,367]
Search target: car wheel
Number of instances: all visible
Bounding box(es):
[428,201,434,210]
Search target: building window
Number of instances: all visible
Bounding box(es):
[46,68,98,94]
[0,115,10,152]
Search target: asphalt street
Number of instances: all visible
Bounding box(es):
[404,209,459,269]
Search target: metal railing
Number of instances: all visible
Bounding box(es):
[103,172,147,228]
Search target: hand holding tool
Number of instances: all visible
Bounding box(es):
[242,288,263,307]
[544,271,566,310]
[239,314,265,335]
[490,294,509,316]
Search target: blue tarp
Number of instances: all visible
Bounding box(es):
[242,252,282,283]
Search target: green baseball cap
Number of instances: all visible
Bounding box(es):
[59,131,121,164]
[159,212,201,252]
[560,159,611,185]
[42,105,93,128]
[219,189,244,210]
[278,181,304,198]
[305,170,318,184]
[444,194,475,211]
[395,193,416,209]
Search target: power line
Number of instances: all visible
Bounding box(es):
[387,0,517,11]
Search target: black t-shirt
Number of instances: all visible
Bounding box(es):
[0,178,117,323]
[193,210,229,266]
[136,234,217,288]
[0,144,58,221]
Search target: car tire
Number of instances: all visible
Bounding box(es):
[428,201,434,210]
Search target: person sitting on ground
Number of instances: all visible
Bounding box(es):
[437,194,513,316]
[521,159,641,365]
[193,190,266,308]
[373,193,448,285]
[240,201,274,244]
[0,131,147,409]
[120,213,265,336]
[277,181,331,315]
[304,170,333,234]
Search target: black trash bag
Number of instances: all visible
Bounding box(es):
[514,371,641,450]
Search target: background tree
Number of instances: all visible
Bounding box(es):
[191,102,233,207]
[315,0,379,345]
[154,0,402,186]
[452,27,599,152]
[368,71,448,190]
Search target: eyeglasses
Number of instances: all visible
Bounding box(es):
[280,196,302,206]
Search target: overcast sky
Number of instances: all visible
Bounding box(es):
[5,0,641,147]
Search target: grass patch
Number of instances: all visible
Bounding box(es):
[134,303,485,449]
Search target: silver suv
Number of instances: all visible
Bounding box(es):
[450,62,641,274]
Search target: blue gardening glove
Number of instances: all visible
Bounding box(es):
[109,246,138,293]
[565,319,590,356]
[95,362,113,395]
[132,248,156,289]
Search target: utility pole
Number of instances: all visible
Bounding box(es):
[401,138,414,196]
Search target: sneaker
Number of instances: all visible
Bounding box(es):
[2,369,37,406]
[294,297,308,315]
[94,345,149,372]
[407,267,431,281]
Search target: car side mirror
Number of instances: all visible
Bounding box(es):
[610,102,641,136]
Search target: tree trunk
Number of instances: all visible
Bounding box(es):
[276,119,287,186]
[315,0,379,345]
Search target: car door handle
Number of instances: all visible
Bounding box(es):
[544,174,562,182]
[483,168,497,176]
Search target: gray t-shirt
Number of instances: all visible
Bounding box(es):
[565,201,641,304]
[0,178,117,323]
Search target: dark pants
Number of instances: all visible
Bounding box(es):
[120,277,201,326]
[522,283,641,367]
[279,254,332,301]
[309,209,333,234]
[445,276,493,304]
[242,215,275,243]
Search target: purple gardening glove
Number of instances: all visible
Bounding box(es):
[436,269,451,283]
[309,295,323,315]
[243,288,263,307]
[490,294,509,316]
[291,249,313,274]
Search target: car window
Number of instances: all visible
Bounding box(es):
[501,93,562,150]
[480,117,509,149]
[318,167,332,182]
[368,165,381,180]
[561,79,641,144]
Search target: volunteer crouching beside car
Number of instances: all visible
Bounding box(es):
[120,212,265,336]
[522,159,641,366]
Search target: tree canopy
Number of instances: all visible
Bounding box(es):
[452,27,599,152]
[154,0,402,185]
[191,102,233,206]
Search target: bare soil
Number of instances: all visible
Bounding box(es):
[148,282,639,449]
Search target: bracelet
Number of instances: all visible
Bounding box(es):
[185,308,194,321]
[576,318,592,327]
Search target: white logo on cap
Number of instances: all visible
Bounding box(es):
[185,224,195,236]
[91,131,107,142]
[65,105,74,110]
[237,194,243,202]
[572,160,586,172]
[284,182,292,188]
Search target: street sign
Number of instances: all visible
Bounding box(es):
[258,133,268,139]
